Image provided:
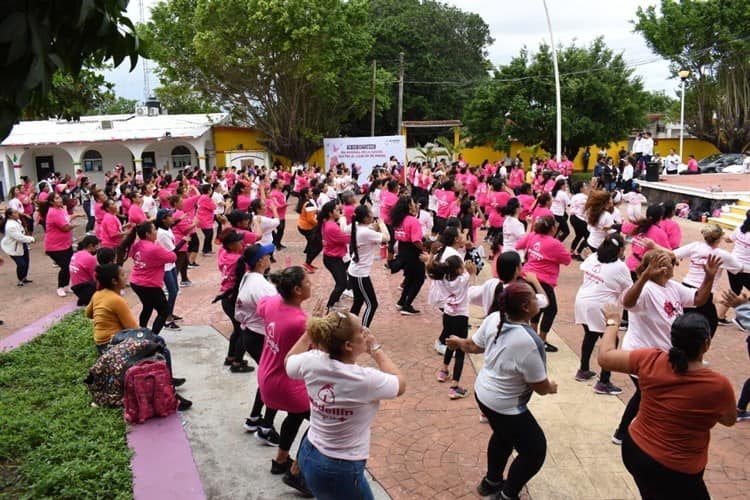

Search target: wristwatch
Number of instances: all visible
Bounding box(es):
[606,319,618,326]
[371,343,383,353]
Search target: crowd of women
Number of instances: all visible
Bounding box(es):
[1,154,749,499]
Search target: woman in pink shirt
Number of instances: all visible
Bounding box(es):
[660,200,682,250]
[269,179,288,249]
[123,221,178,334]
[622,205,671,276]
[127,192,147,226]
[257,266,312,494]
[318,201,350,312]
[197,184,217,255]
[93,190,107,239]
[100,199,130,251]
[433,179,458,235]
[390,197,425,315]
[516,216,572,352]
[69,234,100,306]
[170,194,199,286]
[529,193,555,227]
[380,180,400,260]
[45,193,86,297]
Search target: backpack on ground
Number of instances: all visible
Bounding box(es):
[123,359,178,424]
[84,338,161,407]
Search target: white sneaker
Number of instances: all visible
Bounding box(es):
[434,340,447,355]
[342,289,354,299]
[56,288,66,297]
[64,286,73,293]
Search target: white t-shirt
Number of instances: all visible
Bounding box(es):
[574,255,633,332]
[211,192,225,216]
[674,241,746,290]
[569,193,587,219]
[347,224,383,278]
[469,278,549,317]
[427,245,463,307]
[7,198,23,213]
[156,228,176,271]
[371,188,382,218]
[550,190,570,216]
[502,216,525,253]
[586,211,614,249]
[443,272,470,317]
[142,195,157,219]
[418,209,433,236]
[235,272,278,333]
[286,349,399,461]
[665,154,680,172]
[472,315,547,415]
[257,215,280,245]
[622,280,696,351]
[730,228,750,266]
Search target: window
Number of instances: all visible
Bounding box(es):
[171,146,192,169]
[82,150,102,173]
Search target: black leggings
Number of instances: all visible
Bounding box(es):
[130,283,169,335]
[728,271,750,295]
[738,337,750,411]
[201,228,214,254]
[278,411,310,452]
[349,274,378,327]
[176,251,189,282]
[272,219,286,247]
[71,281,96,307]
[298,227,322,264]
[221,296,244,361]
[241,328,277,428]
[397,242,425,308]
[46,247,73,288]
[569,215,589,254]
[616,375,640,438]
[323,255,348,309]
[531,281,557,335]
[442,314,468,382]
[622,431,709,500]
[580,325,615,384]
[554,214,570,242]
[476,397,547,498]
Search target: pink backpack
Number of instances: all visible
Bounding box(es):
[123,359,178,424]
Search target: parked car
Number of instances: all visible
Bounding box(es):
[697,153,743,173]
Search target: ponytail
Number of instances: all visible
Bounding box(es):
[668,313,710,374]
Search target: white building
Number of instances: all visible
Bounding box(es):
[1,111,228,194]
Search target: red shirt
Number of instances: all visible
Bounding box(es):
[628,348,735,474]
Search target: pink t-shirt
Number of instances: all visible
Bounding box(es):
[517,194,535,220]
[516,232,572,286]
[171,210,192,244]
[622,222,671,272]
[257,294,309,413]
[488,208,504,229]
[476,183,489,207]
[531,206,555,225]
[69,250,97,286]
[509,168,525,188]
[322,220,349,257]
[218,247,242,293]
[197,194,216,229]
[659,219,682,249]
[129,239,176,288]
[464,174,479,196]
[236,194,252,212]
[128,204,147,225]
[183,195,199,219]
[269,190,288,220]
[380,191,399,225]
[434,189,457,218]
[394,215,423,243]
[44,207,73,251]
[100,212,123,248]
[235,227,258,247]
[342,204,355,225]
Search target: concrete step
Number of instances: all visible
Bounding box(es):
[709,215,742,230]
[730,205,750,216]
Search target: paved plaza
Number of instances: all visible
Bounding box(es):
[1,209,748,499]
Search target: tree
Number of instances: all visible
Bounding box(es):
[0,0,141,139]
[23,66,115,121]
[344,0,493,138]
[94,96,139,116]
[142,0,391,162]
[643,90,679,122]
[634,0,750,152]
[153,85,220,115]
[462,38,649,159]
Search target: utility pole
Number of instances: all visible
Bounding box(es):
[397,52,404,135]
[370,60,377,136]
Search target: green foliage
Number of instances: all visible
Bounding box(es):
[142,0,390,161]
[0,0,141,140]
[92,96,139,116]
[643,90,679,121]
[463,38,649,160]
[634,0,750,152]
[23,66,115,121]
[154,85,220,115]
[0,312,132,499]
[434,136,463,161]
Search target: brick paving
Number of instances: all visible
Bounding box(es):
[1,206,748,498]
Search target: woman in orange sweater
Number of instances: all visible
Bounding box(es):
[296,187,321,272]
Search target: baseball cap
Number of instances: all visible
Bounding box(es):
[155,208,175,226]
[246,243,275,267]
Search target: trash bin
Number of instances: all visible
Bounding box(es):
[645,161,660,182]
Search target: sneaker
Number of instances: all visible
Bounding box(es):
[342,289,354,299]
[188,262,200,268]
[593,382,623,395]
[172,314,183,321]
[163,321,181,331]
[277,244,287,250]
[255,426,280,447]
[544,342,558,353]
[618,321,628,331]
[172,377,186,387]
[479,413,489,424]
[282,471,313,498]
[449,386,469,399]
[434,340,447,355]
[56,288,66,297]
[575,369,597,382]
[436,369,449,382]
[717,317,731,326]
[302,263,316,273]
[17,281,24,287]
[176,394,192,411]
[22,279,32,284]
[400,305,420,315]
[737,409,750,422]
[180,280,193,287]
[611,429,624,445]
[396,301,404,311]
[270,457,293,475]
[244,416,261,432]
[733,318,748,332]
[230,363,255,373]
[476,477,504,497]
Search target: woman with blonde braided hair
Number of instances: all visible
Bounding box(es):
[285,311,405,499]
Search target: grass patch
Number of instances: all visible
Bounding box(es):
[0,311,132,499]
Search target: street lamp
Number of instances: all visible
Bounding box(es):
[678,69,690,163]
[542,0,562,162]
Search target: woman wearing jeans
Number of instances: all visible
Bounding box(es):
[318,200,350,312]
[45,193,85,297]
[155,209,186,329]
[286,311,405,499]
[1,207,35,287]
[448,281,557,500]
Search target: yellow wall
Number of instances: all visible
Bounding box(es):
[213,127,291,168]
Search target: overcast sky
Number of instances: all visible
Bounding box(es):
[106,0,677,103]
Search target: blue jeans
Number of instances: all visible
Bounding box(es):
[298,436,373,500]
[164,268,178,316]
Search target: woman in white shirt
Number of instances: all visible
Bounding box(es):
[574,234,632,395]
[501,198,526,256]
[584,189,614,251]
[550,178,571,242]
[447,281,557,499]
[568,182,589,261]
[1,207,35,286]
[286,311,405,499]
[249,198,280,260]
[673,223,750,335]
[612,250,720,445]
[154,208,186,329]
[348,205,389,327]
[718,211,750,323]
